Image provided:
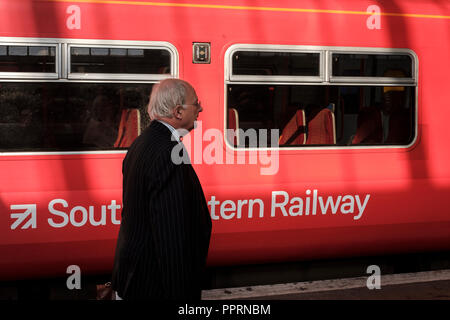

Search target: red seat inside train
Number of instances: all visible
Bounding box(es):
[114,108,140,148]
[279,109,307,146]
[306,107,336,145]
[227,107,240,146]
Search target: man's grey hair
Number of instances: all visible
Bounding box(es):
[148,78,192,120]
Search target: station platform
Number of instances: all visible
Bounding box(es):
[202,269,450,300]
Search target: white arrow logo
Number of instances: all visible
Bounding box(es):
[10,204,37,230]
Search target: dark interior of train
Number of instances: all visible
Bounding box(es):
[0,82,152,151]
[227,50,414,148]
[227,84,415,147]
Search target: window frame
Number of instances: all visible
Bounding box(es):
[0,40,60,80]
[0,37,179,156]
[224,44,418,151]
[67,41,177,81]
[226,44,325,83]
[328,49,416,84]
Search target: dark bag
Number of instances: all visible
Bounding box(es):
[96,282,116,300]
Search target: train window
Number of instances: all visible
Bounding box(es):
[0,82,151,152]
[332,53,413,79]
[227,84,415,147]
[232,51,320,76]
[225,45,417,148]
[0,39,177,153]
[69,46,171,77]
[0,44,57,74]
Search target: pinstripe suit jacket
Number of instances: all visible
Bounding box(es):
[112,120,212,300]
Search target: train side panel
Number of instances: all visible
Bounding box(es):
[0,0,449,280]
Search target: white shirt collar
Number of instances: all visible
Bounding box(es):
[156,120,182,142]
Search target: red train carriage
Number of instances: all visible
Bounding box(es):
[0,0,449,280]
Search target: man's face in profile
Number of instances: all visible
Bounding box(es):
[181,86,203,132]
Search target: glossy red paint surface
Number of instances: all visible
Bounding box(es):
[0,0,449,280]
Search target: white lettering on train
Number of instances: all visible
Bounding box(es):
[10,190,369,231]
[48,199,121,228]
[209,190,370,221]
[209,195,264,220]
[271,190,370,220]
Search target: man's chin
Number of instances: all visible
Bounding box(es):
[180,121,197,132]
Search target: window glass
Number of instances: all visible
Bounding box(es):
[227,84,415,147]
[10,46,28,56]
[91,48,109,56]
[70,47,171,74]
[232,51,320,76]
[110,48,127,56]
[29,46,52,56]
[227,47,416,148]
[0,82,152,151]
[332,53,412,78]
[0,45,56,73]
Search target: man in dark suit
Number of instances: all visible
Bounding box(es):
[112,79,212,300]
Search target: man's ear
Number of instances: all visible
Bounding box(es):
[173,105,184,120]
